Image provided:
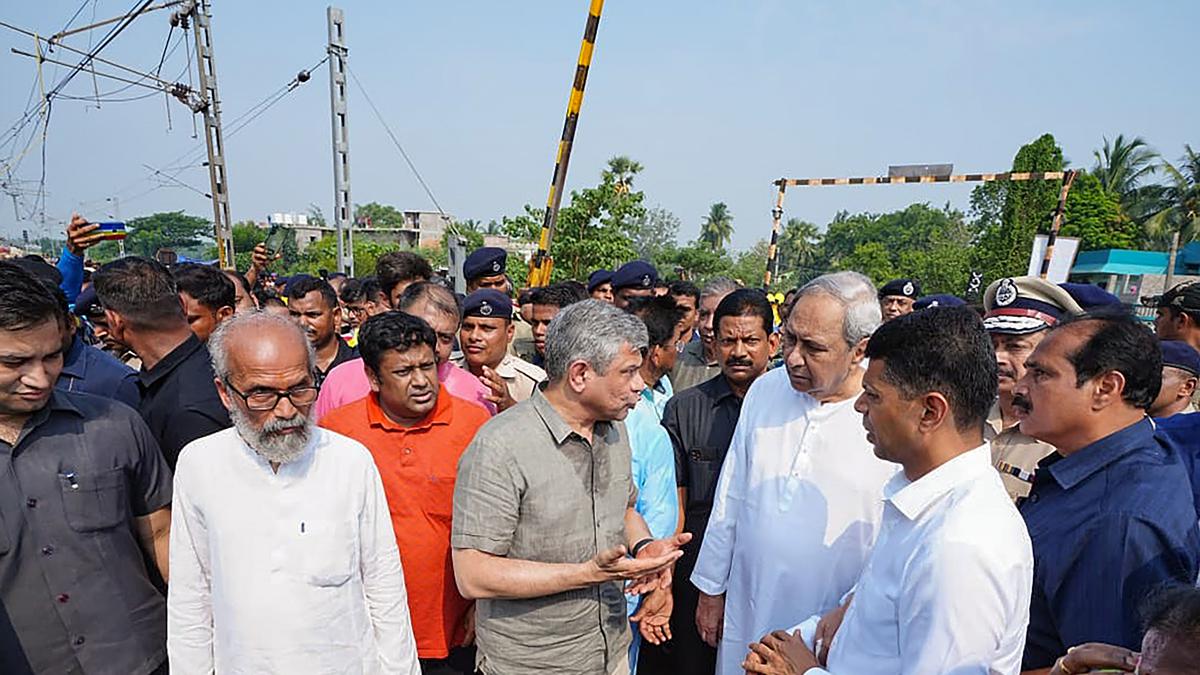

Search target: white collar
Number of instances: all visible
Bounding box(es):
[883,444,991,520]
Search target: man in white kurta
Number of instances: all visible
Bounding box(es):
[691,273,897,675]
[166,310,420,675]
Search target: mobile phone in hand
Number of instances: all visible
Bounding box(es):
[95,221,127,241]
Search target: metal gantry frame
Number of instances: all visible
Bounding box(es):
[327,6,353,276]
[188,0,235,268]
[764,170,1078,288]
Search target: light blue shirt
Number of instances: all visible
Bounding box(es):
[625,375,679,667]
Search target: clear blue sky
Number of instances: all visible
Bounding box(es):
[1,1,1196,250]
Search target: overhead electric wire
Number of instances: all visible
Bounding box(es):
[345,63,449,219]
[43,0,155,101]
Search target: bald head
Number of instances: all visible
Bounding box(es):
[209,311,315,385]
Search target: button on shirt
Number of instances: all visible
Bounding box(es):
[691,367,897,675]
[795,445,1033,675]
[56,334,140,409]
[320,388,490,659]
[663,373,743,569]
[314,358,494,421]
[0,391,172,675]
[670,340,719,393]
[137,334,231,469]
[1020,418,1200,669]
[167,426,421,674]
[452,389,637,675]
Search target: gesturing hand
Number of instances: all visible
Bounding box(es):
[743,630,819,675]
[631,586,673,645]
[585,545,681,588]
[479,366,517,412]
[628,532,692,593]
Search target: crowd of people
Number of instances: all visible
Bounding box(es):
[0,212,1199,675]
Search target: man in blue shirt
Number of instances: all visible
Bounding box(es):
[625,295,688,667]
[1011,312,1200,672]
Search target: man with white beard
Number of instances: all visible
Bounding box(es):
[691,272,897,675]
[167,312,420,674]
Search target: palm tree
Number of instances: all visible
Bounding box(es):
[605,156,643,193]
[780,218,820,269]
[700,202,734,251]
[1144,145,1200,286]
[1092,134,1160,221]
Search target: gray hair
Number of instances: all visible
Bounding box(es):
[701,276,740,298]
[794,271,882,347]
[544,299,649,381]
[208,310,316,381]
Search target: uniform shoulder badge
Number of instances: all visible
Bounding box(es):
[995,278,1018,307]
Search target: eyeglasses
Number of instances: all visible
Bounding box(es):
[224,380,319,411]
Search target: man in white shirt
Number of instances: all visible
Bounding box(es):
[691,272,897,675]
[167,311,420,674]
[743,306,1033,675]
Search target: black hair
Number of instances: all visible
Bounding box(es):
[1057,313,1162,410]
[1141,585,1200,657]
[627,295,686,348]
[865,306,998,432]
[397,281,462,322]
[375,251,432,298]
[340,276,384,304]
[530,282,586,309]
[286,275,339,310]
[93,256,185,329]
[563,280,587,298]
[257,292,286,309]
[713,288,774,337]
[517,289,534,306]
[1165,305,1200,326]
[669,280,701,305]
[358,311,437,372]
[174,263,236,311]
[224,269,252,295]
[0,261,67,331]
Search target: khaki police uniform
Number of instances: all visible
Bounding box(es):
[985,403,1055,502]
[453,352,546,403]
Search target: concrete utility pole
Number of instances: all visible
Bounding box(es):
[327,6,353,276]
[178,0,235,268]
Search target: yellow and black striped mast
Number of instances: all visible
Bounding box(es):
[527,0,604,288]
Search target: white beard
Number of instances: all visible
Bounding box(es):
[229,404,313,465]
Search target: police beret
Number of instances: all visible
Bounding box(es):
[587,269,613,293]
[1161,340,1200,376]
[879,279,920,299]
[913,294,966,311]
[611,261,658,290]
[1059,283,1122,312]
[462,289,513,320]
[464,247,507,282]
[983,276,1083,335]
[1143,280,1200,313]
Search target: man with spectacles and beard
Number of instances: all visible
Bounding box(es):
[167,312,420,674]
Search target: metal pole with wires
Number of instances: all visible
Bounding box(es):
[327,6,353,276]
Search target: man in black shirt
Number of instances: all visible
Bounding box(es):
[638,289,779,675]
[286,276,358,389]
[0,263,173,675]
[94,257,231,469]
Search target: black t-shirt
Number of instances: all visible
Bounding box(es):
[138,334,232,469]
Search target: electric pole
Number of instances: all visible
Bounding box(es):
[327,6,353,276]
[175,0,235,269]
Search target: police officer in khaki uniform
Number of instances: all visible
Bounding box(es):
[983,276,1083,501]
[454,288,546,412]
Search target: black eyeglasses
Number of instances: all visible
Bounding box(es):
[224,380,319,411]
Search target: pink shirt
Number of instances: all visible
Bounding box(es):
[313,359,495,422]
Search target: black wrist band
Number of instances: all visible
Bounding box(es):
[631,538,655,557]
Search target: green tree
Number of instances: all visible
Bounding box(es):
[297,235,404,277]
[354,202,406,228]
[656,240,733,280]
[1060,171,1142,250]
[307,203,327,227]
[1143,145,1200,263]
[1092,134,1160,222]
[970,134,1065,282]
[604,155,643,193]
[108,211,213,259]
[699,202,733,251]
[778,218,820,276]
[630,206,681,260]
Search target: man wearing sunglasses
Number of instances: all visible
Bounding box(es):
[167,311,420,674]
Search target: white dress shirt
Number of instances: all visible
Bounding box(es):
[167,426,421,675]
[795,444,1033,675]
[691,367,897,675]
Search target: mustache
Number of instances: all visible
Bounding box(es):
[724,357,754,368]
[997,367,1017,379]
[262,414,308,436]
[1011,393,1033,413]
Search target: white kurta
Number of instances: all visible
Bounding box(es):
[691,367,896,675]
[167,427,421,675]
[795,445,1034,675]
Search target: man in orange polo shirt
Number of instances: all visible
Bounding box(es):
[321,310,490,674]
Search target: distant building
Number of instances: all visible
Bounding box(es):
[266,210,452,252]
[1069,242,1200,317]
